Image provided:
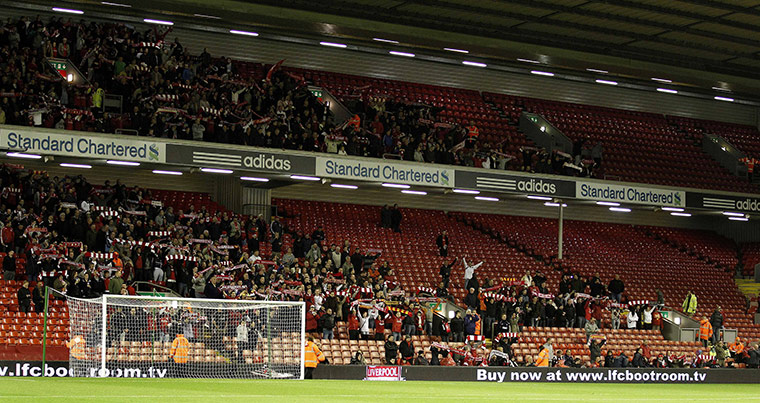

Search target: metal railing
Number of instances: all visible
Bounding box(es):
[115,128,138,136]
[702,133,746,176]
[242,203,278,221]
[131,281,181,297]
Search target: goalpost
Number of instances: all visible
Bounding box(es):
[62,294,305,379]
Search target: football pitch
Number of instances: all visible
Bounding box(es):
[0,379,759,402]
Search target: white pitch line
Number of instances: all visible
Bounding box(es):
[0,395,757,401]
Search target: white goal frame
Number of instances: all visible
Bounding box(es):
[70,294,306,379]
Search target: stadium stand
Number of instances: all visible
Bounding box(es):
[504,96,757,193]
[454,212,759,340]
[0,170,724,366]
[2,16,759,194]
[739,243,760,278]
[2,14,759,371]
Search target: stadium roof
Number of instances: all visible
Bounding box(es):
[249,0,760,81]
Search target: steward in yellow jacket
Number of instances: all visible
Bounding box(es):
[304,337,325,379]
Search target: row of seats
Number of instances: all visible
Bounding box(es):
[456,211,760,340]
[276,198,546,301]
[486,94,758,193]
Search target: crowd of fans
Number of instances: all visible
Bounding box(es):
[0,15,600,178]
[1,160,753,368]
[0,162,436,305]
[0,163,461,357]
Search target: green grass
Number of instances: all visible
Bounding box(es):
[0,379,759,402]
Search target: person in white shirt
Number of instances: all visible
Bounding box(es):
[463,257,483,287]
[358,311,371,340]
[368,306,380,331]
[521,270,533,288]
[642,305,655,330]
[247,250,262,265]
[627,309,639,329]
[236,318,250,362]
[313,289,324,311]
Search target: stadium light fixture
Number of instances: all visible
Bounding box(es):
[462,61,487,68]
[657,88,678,94]
[651,78,672,83]
[723,211,744,217]
[475,196,499,202]
[106,160,140,166]
[144,18,173,25]
[712,87,731,92]
[101,1,131,7]
[389,51,415,57]
[240,176,270,182]
[194,14,221,19]
[201,168,233,174]
[714,96,734,102]
[722,211,744,217]
[382,183,410,189]
[587,68,608,74]
[596,201,620,207]
[230,30,259,37]
[531,70,554,77]
[60,163,92,169]
[444,48,469,53]
[330,184,358,189]
[401,190,427,195]
[517,58,540,64]
[52,7,84,14]
[544,202,567,207]
[527,195,552,201]
[153,170,182,175]
[373,38,399,44]
[453,189,480,195]
[609,207,631,213]
[670,212,692,217]
[290,175,320,181]
[6,152,42,159]
[320,41,347,48]
[661,207,684,212]
[595,79,618,86]
[729,217,749,222]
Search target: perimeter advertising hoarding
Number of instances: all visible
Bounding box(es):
[165,144,315,174]
[316,156,454,188]
[686,191,760,213]
[576,181,685,207]
[0,128,165,163]
[4,362,760,383]
[455,170,575,197]
[314,366,760,383]
[364,366,404,381]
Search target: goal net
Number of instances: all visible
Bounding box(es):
[65,295,305,379]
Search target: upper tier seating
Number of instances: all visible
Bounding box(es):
[288,68,532,155]
[4,16,760,194]
[485,94,757,193]
[669,115,760,160]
